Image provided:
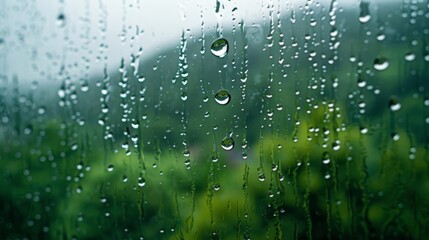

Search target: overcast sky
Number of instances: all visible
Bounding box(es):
[0,0,395,83]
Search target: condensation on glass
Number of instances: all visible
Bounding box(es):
[1,0,428,239]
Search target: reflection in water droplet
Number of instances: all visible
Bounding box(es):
[221,136,234,151]
[210,38,229,58]
[215,89,231,105]
[373,58,389,71]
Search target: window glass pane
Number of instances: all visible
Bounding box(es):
[1,0,428,239]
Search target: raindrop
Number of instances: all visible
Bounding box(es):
[221,136,234,151]
[360,126,368,134]
[373,57,389,71]
[210,38,229,58]
[332,140,341,151]
[322,152,330,164]
[376,33,386,41]
[404,52,416,62]
[181,92,188,101]
[214,184,220,191]
[122,175,128,183]
[107,164,114,172]
[71,143,78,151]
[389,98,401,112]
[76,161,84,170]
[258,174,266,182]
[359,2,371,23]
[138,176,146,187]
[272,164,278,171]
[183,150,190,157]
[391,132,400,141]
[24,125,33,135]
[37,107,46,115]
[56,13,66,27]
[214,89,231,105]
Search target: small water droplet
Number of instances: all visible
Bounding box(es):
[181,92,188,101]
[272,164,278,171]
[38,107,46,115]
[258,174,266,182]
[210,38,229,58]
[322,152,330,164]
[324,173,331,180]
[138,176,146,187]
[122,175,128,182]
[221,136,234,151]
[107,164,114,172]
[183,150,190,157]
[359,2,371,23]
[404,52,416,62]
[215,89,231,105]
[56,13,66,27]
[360,126,368,134]
[332,141,341,151]
[71,143,78,151]
[376,33,385,41]
[214,184,220,191]
[76,161,84,170]
[389,98,401,112]
[392,132,400,141]
[373,57,389,71]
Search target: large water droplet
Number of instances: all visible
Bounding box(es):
[221,136,234,151]
[373,58,389,71]
[215,89,231,105]
[210,38,229,58]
